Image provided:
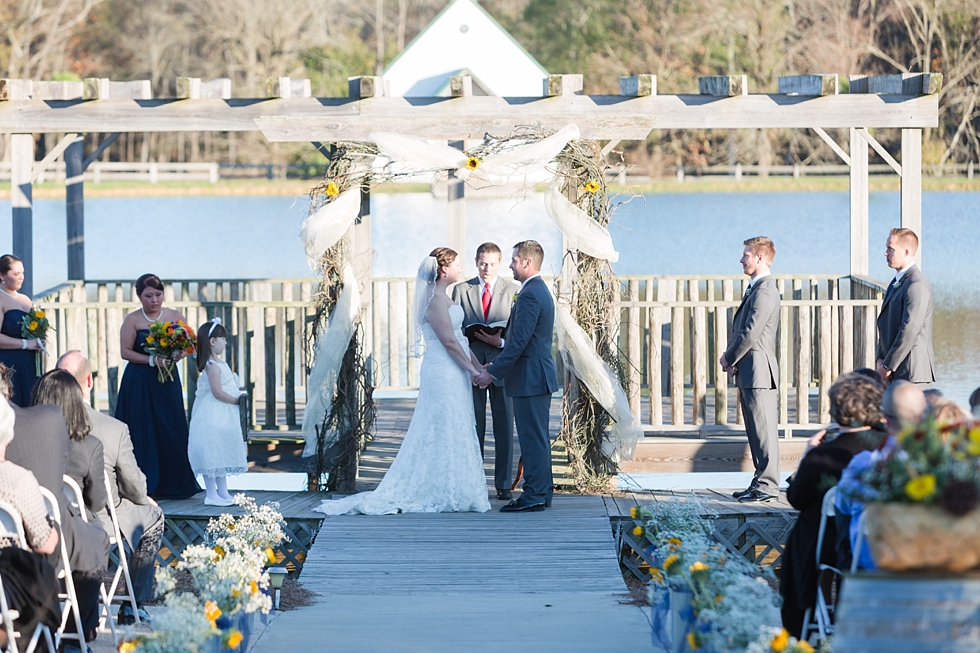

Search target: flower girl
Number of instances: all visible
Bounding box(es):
[188,318,248,506]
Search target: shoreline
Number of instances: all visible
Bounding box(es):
[1,175,977,199]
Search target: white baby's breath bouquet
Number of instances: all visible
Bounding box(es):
[208,494,287,565]
[172,535,273,616]
[116,592,217,653]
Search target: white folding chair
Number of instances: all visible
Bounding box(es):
[37,486,86,651]
[0,499,56,653]
[97,470,140,642]
[801,487,841,645]
[851,509,867,573]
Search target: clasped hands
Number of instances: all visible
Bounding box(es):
[718,353,738,377]
[470,363,493,389]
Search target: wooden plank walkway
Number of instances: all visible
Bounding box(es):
[251,494,651,652]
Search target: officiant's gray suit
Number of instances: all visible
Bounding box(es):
[875,264,935,383]
[487,276,559,507]
[452,276,520,491]
[724,275,781,492]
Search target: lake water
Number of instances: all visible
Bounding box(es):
[1,189,977,404]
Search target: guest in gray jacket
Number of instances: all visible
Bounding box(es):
[720,237,781,503]
[58,351,165,626]
[451,242,519,500]
[875,228,935,384]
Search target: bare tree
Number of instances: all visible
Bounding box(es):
[2,0,104,79]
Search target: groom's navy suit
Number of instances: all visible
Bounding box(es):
[487,275,559,507]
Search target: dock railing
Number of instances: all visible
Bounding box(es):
[36,273,884,436]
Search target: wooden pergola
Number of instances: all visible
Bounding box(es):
[0,72,940,296]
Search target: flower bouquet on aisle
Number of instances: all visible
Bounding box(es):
[145,320,196,382]
[20,307,51,376]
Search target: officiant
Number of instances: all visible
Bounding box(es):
[452,242,519,501]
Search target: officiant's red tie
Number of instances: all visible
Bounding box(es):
[482,283,491,321]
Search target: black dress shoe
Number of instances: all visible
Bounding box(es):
[732,487,756,499]
[496,490,513,501]
[500,501,545,513]
[737,489,775,503]
[117,603,136,626]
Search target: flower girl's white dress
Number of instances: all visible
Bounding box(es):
[315,304,491,515]
[188,358,248,478]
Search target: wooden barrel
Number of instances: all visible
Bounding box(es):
[834,573,980,652]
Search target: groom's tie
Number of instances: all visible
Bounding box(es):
[482,282,491,321]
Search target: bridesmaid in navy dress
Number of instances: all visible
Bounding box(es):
[0,255,43,406]
[114,273,200,499]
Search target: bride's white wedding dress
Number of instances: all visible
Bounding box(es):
[314,304,491,515]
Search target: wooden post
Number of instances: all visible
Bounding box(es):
[447,159,466,271]
[670,281,685,425]
[840,299,854,375]
[715,280,732,424]
[901,128,923,266]
[65,136,85,280]
[648,304,663,426]
[795,304,811,425]
[388,282,401,387]
[689,280,706,426]
[264,305,277,428]
[777,281,789,428]
[284,283,296,428]
[627,280,641,418]
[818,305,832,423]
[11,134,34,296]
[849,128,869,276]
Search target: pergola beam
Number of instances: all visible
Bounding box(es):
[0,93,939,138]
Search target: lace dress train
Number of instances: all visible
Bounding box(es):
[315,304,490,515]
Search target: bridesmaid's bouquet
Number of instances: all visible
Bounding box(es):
[145,320,197,383]
[20,307,51,375]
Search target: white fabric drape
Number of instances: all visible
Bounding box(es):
[544,181,619,262]
[554,302,641,463]
[302,263,361,457]
[299,187,361,271]
[371,132,463,173]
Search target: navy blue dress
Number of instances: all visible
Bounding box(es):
[0,309,40,407]
[114,329,200,499]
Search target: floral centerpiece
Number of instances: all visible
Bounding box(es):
[637,499,780,652]
[145,320,196,382]
[207,494,288,566]
[842,417,980,571]
[20,307,51,375]
[746,627,816,653]
[116,592,226,653]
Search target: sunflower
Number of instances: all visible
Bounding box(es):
[325,181,340,197]
[225,631,244,649]
[465,157,481,171]
[583,180,600,193]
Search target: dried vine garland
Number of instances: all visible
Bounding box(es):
[304,146,378,493]
[552,138,627,493]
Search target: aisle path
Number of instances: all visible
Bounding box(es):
[251,494,650,652]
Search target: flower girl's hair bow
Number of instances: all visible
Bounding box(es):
[208,317,222,337]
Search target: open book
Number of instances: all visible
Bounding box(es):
[464,321,507,344]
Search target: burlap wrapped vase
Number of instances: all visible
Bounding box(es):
[865,502,980,572]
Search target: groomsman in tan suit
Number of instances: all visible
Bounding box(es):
[452,243,520,500]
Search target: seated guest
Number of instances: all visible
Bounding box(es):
[57,351,163,625]
[835,380,927,572]
[969,386,980,418]
[780,372,887,639]
[0,397,60,652]
[926,397,970,425]
[33,370,108,523]
[2,363,109,652]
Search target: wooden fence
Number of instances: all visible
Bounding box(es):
[35,273,884,435]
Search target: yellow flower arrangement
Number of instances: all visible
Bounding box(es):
[224,631,244,649]
[649,569,664,583]
[770,628,789,652]
[686,632,700,650]
[968,426,980,456]
[205,600,222,627]
[34,310,44,319]
[583,180,600,194]
[905,473,937,501]
[465,157,481,171]
[663,553,679,571]
[28,320,38,330]
[633,525,643,537]
[19,307,52,375]
[325,181,340,197]
[689,561,709,573]
[118,640,140,653]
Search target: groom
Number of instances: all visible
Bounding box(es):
[475,241,559,512]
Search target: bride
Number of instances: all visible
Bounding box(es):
[315,247,492,515]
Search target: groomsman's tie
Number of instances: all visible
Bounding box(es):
[482,282,492,321]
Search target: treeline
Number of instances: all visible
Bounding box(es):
[2,0,978,173]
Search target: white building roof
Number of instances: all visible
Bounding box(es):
[383,0,549,97]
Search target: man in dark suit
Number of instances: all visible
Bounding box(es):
[451,242,520,501]
[58,351,164,625]
[875,228,935,384]
[719,236,781,503]
[0,364,109,648]
[476,241,559,512]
